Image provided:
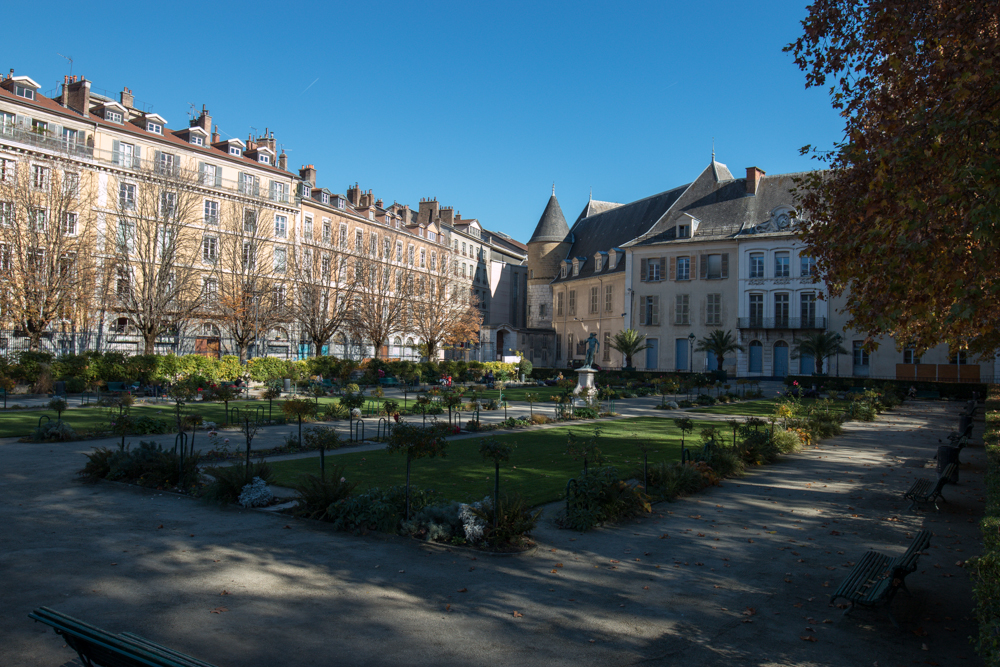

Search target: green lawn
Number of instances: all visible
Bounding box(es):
[268,417,721,507]
[689,397,852,416]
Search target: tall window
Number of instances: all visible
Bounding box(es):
[396,241,403,262]
[705,253,725,279]
[430,251,437,270]
[408,245,415,265]
[63,172,79,198]
[204,200,219,225]
[774,293,790,327]
[589,286,599,314]
[323,220,331,242]
[603,332,611,361]
[339,224,348,248]
[800,254,816,277]
[774,252,790,278]
[31,166,49,191]
[62,212,78,236]
[243,210,257,233]
[202,236,218,262]
[674,294,688,325]
[749,294,764,327]
[903,347,920,364]
[749,253,764,278]
[160,191,176,218]
[800,292,816,327]
[557,292,564,316]
[370,233,377,256]
[304,216,313,240]
[949,348,967,365]
[706,293,721,325]
[273,246,286,272]
[568,290,576,316]
[646,258,661,281]
[119,183,136,210]
[420,249,426,268]
[676,256,691,281]
[853,341,870,367]
[604,284,613,312]
[0,201,13,226]
[242,241,255,269]
[355,230,363,251]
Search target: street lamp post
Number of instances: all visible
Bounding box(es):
[688,331,696,374]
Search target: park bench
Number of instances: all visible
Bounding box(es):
[914,390,940,400]
[379,377,401,387]
[830,529,932,627]
[105,381,134,395]
[28,606,218,667]
[904,463,957,510]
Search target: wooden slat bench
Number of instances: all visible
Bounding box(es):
[829,530,932,627]
[29,607,217,667]
[904,463,957,510]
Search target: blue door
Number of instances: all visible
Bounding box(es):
[675,338,688,372]
[774,342,789,377]
[646,338,659,370]
[321,345,329,356]
[706,351,719,371]
[799,351,815,375]
[749,341,763,373]
[298,343,310,360]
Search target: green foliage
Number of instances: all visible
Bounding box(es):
[326,486,436,533]
[694,329,744,370]
[282,398,317,421]
[470,493,542,547]
[302,426,343,452]
[518,357,533,377]
[32,420,78,442]
[479,437,514,465]
[607,329,650,368]
[564,466,651,531]
[104,440,200,489]
[573,407,599,419]
[291,468,357,520]
[339,391,365,411]
[386,424,448,461]
[247,357,290,383]
[401,501,465,542]
[790,332,848,375]
[78,446,115,480]
[14,351,55,383]
[202,460,274,505]
[972,389,1000,662]
[645,461,709,500]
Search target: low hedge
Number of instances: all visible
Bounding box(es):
[784,375,987,400]
[972,386,1000,663]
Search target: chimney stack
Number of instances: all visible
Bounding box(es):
[212,125,220,144]
[192,105,211,132]
[66,77,91,117]
[277,150,288,172]
[745,166,766,196]
[120,87,134,109]
[299,164,317,186]
[347,183,361,207]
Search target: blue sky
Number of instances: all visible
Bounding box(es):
[1,0,841,243]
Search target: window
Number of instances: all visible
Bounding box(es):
[704,253,726,279]
[146,121,162,135]
[116,220,133,253]
[200,163,220,187]
[117,141,136,168]
[337,197,345,210]
[775,252,790,278]
[157,152,177,176]
[0,158,14,183]
[800,292,816,327]
[949,348,967,365]
[242,241,255,269]
[204,200,219,225]
[556,335,562,360]
[321,255,331,279]
[800,254,816,277]
[706,293,721,325]
[119,182,136,210]
[568,333,575,358]
[644,257,662,281]
[0,201,12,226]
[0,112,12,128]
[396,241,403,262]
[370,233,378,256]
[62,212,78,236]
[62,172,79,198]
[539,304,546,318]
[259,154,271,165]
[304,216,313,240]
[461,264,467,278]
[749,253,764,278]
[560,263,568,279]
[323,219,331,242]
[229,146,242,157]
[244,209,258,233]
[676,256,691,281]
[430,251,437,270]
[274,246,287,272]
[0,244,9,271]
[271,181,287,202]
[204,278,218,304]
[354,230,363,251]
[104,109,123,123]
[774,293,790,327]
[274,215,287,238]
[462,242,467,256]
[337,224,347,248]
[557,292,564,316]
[603,332,611,361]
[677,223,690,238]
[853,341,870,367]
[903,347,920,365]
[420,249,426,268]
[321,192,330,205]
[32,165,49,190]
[590,286,599,314]
[749,294,764,327]
[61,128,80,148]
[238,173,259,196]
[568,290,576,316]
[605,284,613,312]
[189,134,203,147]
[160,191,176,218]
[674,294,688,325]
[202,236,218,262]
[14,84,35,100]
[408,245,415,266]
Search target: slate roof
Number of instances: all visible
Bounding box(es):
[573,199,622,224]
[528,194,571,244]
[550,184,688,284]
[626,165,804,247]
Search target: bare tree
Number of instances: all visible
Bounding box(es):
[106,162,206,354]
[411,263,483,360]
[347,229,417,360]
[213,197,287,362]
[288,234,356,357]
[0,156,99,350]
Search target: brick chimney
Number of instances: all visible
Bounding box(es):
[212,125,220,144]
[375,198,383,209]
[66,77,91,117]
[120,87,134,109]
[299,165,317,187]
[192,105,211,132]
[277,150,288,172]
[746,166,766,196]
[347,183,361,207]
[439,206,454,226]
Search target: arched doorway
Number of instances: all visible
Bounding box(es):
[774,340,789,377]
[496,330,506,361]
[748,340,763,374]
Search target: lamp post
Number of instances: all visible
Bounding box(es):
[688,331,695,374]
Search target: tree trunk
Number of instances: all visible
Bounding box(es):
[143,331,157,355]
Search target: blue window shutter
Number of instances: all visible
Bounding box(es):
[112,139,121,165]
[214,165,222,187]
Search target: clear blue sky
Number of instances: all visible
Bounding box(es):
[1,0,841,243]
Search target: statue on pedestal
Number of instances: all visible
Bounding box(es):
[582,332,599,369]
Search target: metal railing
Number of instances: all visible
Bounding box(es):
[737,317,827,330]
[0,124,94,158]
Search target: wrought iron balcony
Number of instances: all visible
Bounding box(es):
[738,316,827,330]
[0,124,94,158]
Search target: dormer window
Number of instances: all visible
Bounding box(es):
[258,154,270,164]
[560,262,569,279]
[337,197,345,210]
[321,192,329,205]
[677,224,690,238]
[301,183,312,199]
[594,253,605,272]
[368,210,374,220]
[572,259,580,277]
[146,122,162,135]
[190,135,204,146]
[13,84,35,100]
[104,109,123,123]
[229,146,242,156]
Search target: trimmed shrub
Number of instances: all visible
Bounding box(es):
[105,440,200,489]
[247,356,289,383]
[292,469,357,519]
[326,486,436,534]
[202,460,274,504]
[469,493,542,548]
[564,466,651,531]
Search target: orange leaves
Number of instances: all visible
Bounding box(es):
[512,611,523,618]
[210,607,229,614]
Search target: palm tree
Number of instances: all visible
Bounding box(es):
[695,329,744,371]
[791,331,849,375]
[608,329,651,369]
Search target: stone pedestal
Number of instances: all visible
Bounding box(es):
[573,368,598,406]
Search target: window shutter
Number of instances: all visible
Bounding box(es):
[669,256,676,280]
[700,298,706,325]
[659,257,666,280]
[269,181,277,201]
[15,114,29,129]
[214,166,222,187]
[253,178,259,197]
[721,253,729,278]
[699,254,708,279]
[134,146,141,164]
[154,150,162,172]
[640,258,648,282]
[112,139,121,165]
[651,296,659,326]
[199,161,206,180]
[51,124,62,141]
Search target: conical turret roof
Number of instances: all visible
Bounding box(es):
[528,193,570,244]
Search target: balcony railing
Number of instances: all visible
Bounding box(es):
[0,123,94,158]
[738,316,827,330]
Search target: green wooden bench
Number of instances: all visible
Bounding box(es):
[829,530,932,627]
[379,377,401,387]
[105,382,133,395]
[914,390,940,400]
[29,606,217,666]
[904,463,957,510]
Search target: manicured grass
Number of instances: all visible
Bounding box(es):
[268,417,721,507]
[689,397,853,416]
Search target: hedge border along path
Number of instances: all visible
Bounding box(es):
[973,385,1000,663]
